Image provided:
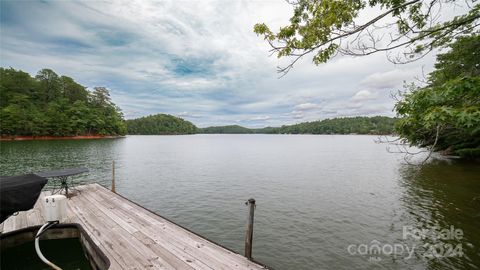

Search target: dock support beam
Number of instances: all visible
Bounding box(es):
[111,160,116,193]
[244,198,256,260]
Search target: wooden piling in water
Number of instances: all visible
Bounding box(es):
[111,160,116,193]
[245,198,256,260]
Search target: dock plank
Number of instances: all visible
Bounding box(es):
[1,184,267,270]
[78,192,182,269]
[82,190,224,270]
[65,201,124,270]
[94,188,264,270]
[69,196,149,270]
[92,192,245,269]
[91,186,262,269]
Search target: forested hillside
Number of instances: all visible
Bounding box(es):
[199,116,397,134]
[0,68,126,136]
[268,116,396,134]
[126,114,197,135]
[199,125,254,134]
[0,67,397,138]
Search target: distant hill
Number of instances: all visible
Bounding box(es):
[126,114,197,135]
[198,125,254,134]
[199,116,397,135]
[127,115,397,135]
[266,116,397,135]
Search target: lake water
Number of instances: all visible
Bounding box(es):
[1,135,479,270]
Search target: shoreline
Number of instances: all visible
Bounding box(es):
[0,135,125,141]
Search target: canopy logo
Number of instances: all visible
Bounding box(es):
[347,225,464,262]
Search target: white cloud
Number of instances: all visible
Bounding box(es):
[177,111,202,118]
[351,90,378,102]
[290,110,305,119]
[360,69,417,90]
[0,0,441,127]
[250,115,271,121]
[295,102,320,110]
[356,104,391,115]
[346,102,363,109]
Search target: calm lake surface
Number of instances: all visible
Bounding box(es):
[1,135,479,270]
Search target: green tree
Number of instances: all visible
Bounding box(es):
[395,35,480,158]
[0,67,127,137]
[197,117,397,134]
[126,114,197,135]
[428,35,480,86]
[45,99,71,136]
[269,116,397,135]
[36,69,61,103]
[89,87,127,135]
[0,94,34,135]
[199,125,254,134]
[60,76,88,103]
[68,100,90,135]
[0,68,38,108]
[254,0,479,75]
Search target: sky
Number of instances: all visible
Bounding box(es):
[0,0,453,127]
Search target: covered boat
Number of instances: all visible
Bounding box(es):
[0,174,47,223]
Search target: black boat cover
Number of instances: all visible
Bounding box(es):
[0,174,47,223]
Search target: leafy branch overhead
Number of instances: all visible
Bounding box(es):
[394,35,480,159]
[254,0,480,75]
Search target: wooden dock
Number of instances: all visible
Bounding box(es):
[1,184,267,270]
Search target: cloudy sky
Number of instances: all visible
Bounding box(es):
[1,0,444,127]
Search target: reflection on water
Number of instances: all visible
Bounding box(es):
[0,138,120,188]
[398,160,480,269]
[0,135,479,270]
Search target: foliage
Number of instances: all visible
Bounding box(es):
[262,116,397,134]
[0,67,126,136]
[395,35,480,158]
[126,114,197,135]
[254,0,479,75]
[428,35,480,86]
[199,116,397,134]
[199,125,254,134]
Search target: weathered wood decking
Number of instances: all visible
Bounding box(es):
[1,184,267,270]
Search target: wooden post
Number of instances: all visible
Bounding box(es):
[244,198,255,260]
[111,160,116,193]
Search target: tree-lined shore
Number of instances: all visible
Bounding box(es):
[0,68,397,138]
[0,68,126,137]
[198,116,397,135]
[2,33,478,161]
